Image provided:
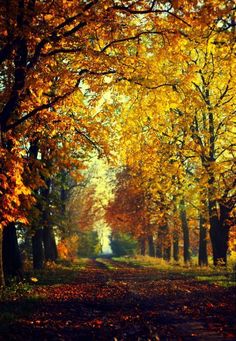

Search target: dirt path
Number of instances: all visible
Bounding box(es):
[0,259,235,340]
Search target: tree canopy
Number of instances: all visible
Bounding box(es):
[0,0,235,285]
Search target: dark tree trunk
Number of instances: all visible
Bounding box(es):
[43,226,58,261]
[163,245,171,261]
[156,225,169,259]
[0,228,4,286]
[148,235,155,257]
[209,200,231,266]
[163,224,171,261]
[205,110,231,266]
[155,244,162,258]
[32,229,44,269]
[180,199,191,264]
[218,203,231,265]
[60,170,68,215]
[3,223,22,280]
[198,214,208,266]
[41,178,58,262]
[173,230,179,262]
[155,230,163,258]
[139,237,146,256]
[208,199,224,266]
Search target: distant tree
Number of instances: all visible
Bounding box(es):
[77,230,101,258]
[110,232,138,257]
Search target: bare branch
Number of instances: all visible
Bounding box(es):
[5,68,116,131]
[27,0,99,69]
[100,30,164,53]
[74,127,102,156]
[41,47,83,57]
[117,76,177,90]
[112,4,191,27]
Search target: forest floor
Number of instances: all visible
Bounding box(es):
[0,257,235,340]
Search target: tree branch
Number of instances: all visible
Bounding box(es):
[41,47,83,57]
[5,68,116,131]
[100,30,164,53]
[117,76,177,90]
[5,85,79,131]
[27,0,99,69]
[74,127,102,156]
[112,4,191,27]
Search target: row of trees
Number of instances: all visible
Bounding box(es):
[105,7,235,265]
[0,0,235,285]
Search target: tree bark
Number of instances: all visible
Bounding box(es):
[32,229,44,269]
[155,238,162,258]
[43,226,58,261]
[147,235,155,257]
[198,214,208,266]
[209,201,231,266]
[218,203,231,264]
[163,245,171,261]
[180,199,191,264]
[173,230,179,262]
[163,224,171,261]
[3,223,22,280]
[139,237,146,256]
[208,194,225,266]
[0,228,5,286]
[155,230,163,258]
[155,225,170,259]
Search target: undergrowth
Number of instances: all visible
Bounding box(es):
[113,255,236,287]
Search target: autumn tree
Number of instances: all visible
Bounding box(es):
[1,0,199,285]
[103,1,235,266]
[0,0,235,285]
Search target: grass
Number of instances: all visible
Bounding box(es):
[0,255,235,307]
[0,259,86,329]
[0,258,89,303]
[0,255,234,336]
[0,296,43,333]
[95,258,118,270]
[23,258,90,286]
[0,281,34,301]
[113,255,236,287]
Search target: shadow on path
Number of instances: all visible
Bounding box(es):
[0,259,235,340]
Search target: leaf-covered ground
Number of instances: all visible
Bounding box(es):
[0,259,235,340]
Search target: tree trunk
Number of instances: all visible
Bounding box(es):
[208,197,225,266]
[3,223,22,280]
[155,238,162,258]
[147,235,155,257]
[60,170,68,215]
[180,199,191,264]
[163,245,171,261]
[156,226,169,259]
[41,177,58,262]
[43,226,58,261]
[209,201,231,266]
[155,230,163,258]
[218,203,231,265]
[205,101,230,266]
[163,224,171,261]
[198,214,208,266]
[0,227,5,286]
[32,229,44,269]
[139,237,146,256]
[173,230,179,262]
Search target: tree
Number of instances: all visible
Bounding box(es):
[1,0,196,285]
[0,1,235,285]
[103,1,235,266]
[77,230,101,258]
[110,232,138,257]
[106,168,149,253]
